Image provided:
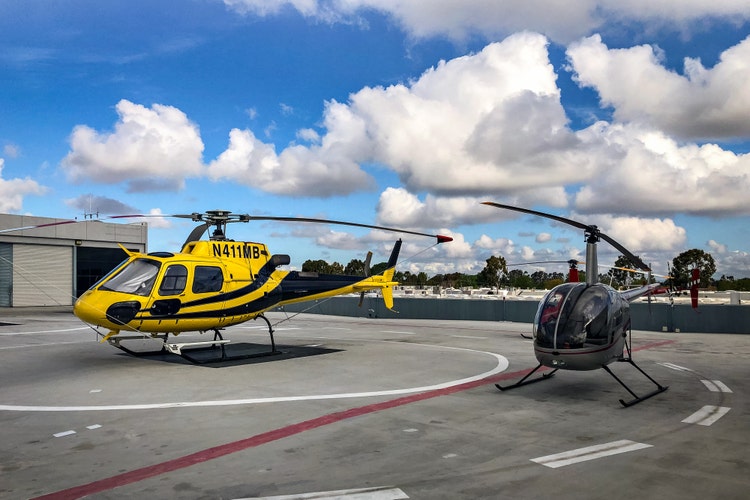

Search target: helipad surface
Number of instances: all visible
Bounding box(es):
[0,310,747,499]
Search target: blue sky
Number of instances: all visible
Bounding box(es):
[2,0,750,279]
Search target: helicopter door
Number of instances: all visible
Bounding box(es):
[192,265,224,293]
[150,264,188,316]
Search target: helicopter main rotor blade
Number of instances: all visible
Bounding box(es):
[245,215,453,244]
[481,201,650,272]
[481,202,591,231]
[595,233,649,271]
[2,211,453,246]
[183,222,210,247]
[0,219,81,234]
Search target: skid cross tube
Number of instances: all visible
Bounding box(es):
[169,314,281,364]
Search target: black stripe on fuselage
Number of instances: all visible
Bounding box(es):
[133,271,366,322]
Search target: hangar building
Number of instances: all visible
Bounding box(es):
[0,214,148,307]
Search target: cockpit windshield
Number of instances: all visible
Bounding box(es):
[99,258,161,296]
[534,283,610,349]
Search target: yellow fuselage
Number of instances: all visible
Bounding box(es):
[74,240,396,336]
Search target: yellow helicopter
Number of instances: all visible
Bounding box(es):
[12,210,452,363]
[482,202,668,407]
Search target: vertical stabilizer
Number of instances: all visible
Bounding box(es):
[387,239,402,269]
[381,266,396,310]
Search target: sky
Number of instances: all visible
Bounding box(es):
[2,0,750,280]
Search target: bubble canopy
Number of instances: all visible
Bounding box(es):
[533,283,620,350]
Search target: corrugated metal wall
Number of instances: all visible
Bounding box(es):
[0,244,11,307]
[11,244,73,307]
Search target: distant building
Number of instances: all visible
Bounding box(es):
[0,214,147,307]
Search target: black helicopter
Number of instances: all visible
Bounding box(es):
[482,202,668,407]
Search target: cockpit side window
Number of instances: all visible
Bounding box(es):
[99,258,161,296]
[158,264,188,296]
[193,266,223,293]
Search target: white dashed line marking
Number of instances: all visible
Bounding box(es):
[236,486,409,499]
[0,327,90,337]
[658,362,693,372]
[701,380,732,393]
[682,406,731,426]
[531,440,653,468]
[54,425,102,437]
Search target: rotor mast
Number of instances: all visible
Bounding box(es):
[584,226,599,286]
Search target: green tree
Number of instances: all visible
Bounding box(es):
[529,270,548,288]
[477,255,507,288]
[344,258,366,275]
[671,249,716,289]
[301,259,329,273]
[544,272,565,289]
[715,275,750,291]
[426,274,444,286]
[329,261,344,274]
[507,269,534,289]
[608,255,633,287]
[443,272,473,288]
[370,262,389,276]
[301,259,344,274]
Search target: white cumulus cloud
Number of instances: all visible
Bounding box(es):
[207,125,376,197]
[567,34,750,140]
[0,158,47,212]
[62,100,205,192]
[223,0,750,43]
[572,212,687,253]
[572,122,750,216]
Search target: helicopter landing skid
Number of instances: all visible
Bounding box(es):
[602,359,668,408]
[106,334,170,356]
[105,333,232,362]
[495,363,558,391]
[166,315,281,364]
[106,315,281,364]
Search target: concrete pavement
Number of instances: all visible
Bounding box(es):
[0,310,747,499]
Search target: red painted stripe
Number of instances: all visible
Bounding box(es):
[33,340,675,499]
[631,339,675,352]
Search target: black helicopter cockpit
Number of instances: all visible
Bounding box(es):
[532,282,629,368]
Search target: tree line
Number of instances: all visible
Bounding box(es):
[302,248,750,291]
